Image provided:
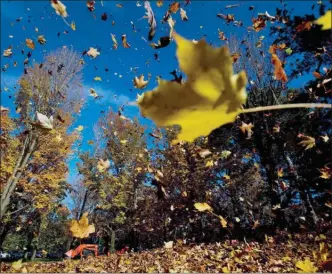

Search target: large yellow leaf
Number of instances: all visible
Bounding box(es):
[315,11,331,30]
[69,212,95,239]
[137,32,247,143]
[295,258,318,273]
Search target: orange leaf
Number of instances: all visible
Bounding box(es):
[271,54,287,82]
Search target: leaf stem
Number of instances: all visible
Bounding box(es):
[241,103,332,114]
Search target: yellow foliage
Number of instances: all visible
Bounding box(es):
[295,258,318,273]
[315,10,331,30]
[194,202,212,212]
[137,32,247,144]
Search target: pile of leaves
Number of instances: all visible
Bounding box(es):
[2,232,331,273]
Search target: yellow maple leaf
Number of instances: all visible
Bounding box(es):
[296,258,318,273]
[219,215,228,228]
[137,32,247,144]
[194,202,212,212]
[319,167,331,179]
[205,159,214,167]
[69,212,95,239]
[315,10,332,30]
[94,76,102,81]
[299,135,316,150]
[277,168,283,178]
[134,75,149,89]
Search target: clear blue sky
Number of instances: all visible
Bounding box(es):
[1,1,320,190]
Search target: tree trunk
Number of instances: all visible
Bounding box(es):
[0,136,37,220]
[110,229,116,253]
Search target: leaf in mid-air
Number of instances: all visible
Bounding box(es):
[69,212,95,239]
[194,202,212,212]
[137,32,247,143]
[315,11,331,30]
[298,135,315,150]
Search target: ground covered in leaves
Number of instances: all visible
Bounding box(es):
[2,233,331,273]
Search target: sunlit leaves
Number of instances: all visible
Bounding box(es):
[3,47,12,57]
[33,112,54,131]
[26,38,35,50]
[133,75,149,89]
[37,35,46,45]
[69,213,95,239]
[97,159,110,172]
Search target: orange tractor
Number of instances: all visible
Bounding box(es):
[65,244,98,259]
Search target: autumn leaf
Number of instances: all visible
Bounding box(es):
[137,32,247,144]
[76,125,84,131]
[69,212,95,239]
[239,122,254,139]
[122,34,131,48]
[71,21,76,31]
[94,77,102,81]
[194,202,212,212]
[277,168,283,178]
[220,150,231,159]
[156,0,163,7]
[51,0,68,17]
[87,47,100,58]
[320,134,329,143]
[89,88,99,98]
[295,258,318,273]
[111,33,118,50]
[219,215,227,228]
[3,47,12,57]
[295,21,312,32]
[299,135,315,150]
[205,160,214,167]
[164,241,173,248]
[180,8,188,21]
[32,112,54,131]
[319,166,331,179]
[271,53,287,82]
[315,10,331,30]
[169,2,180,13]
[26,38,35,50]
[37,35,46,45]
[134,75,149,89]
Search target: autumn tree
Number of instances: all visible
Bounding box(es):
[0,47,84,220]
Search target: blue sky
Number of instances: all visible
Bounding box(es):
[1,1,320,190]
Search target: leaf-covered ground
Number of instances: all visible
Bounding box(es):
[2,232,331,273]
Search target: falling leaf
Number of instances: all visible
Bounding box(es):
[220,150,231,159]
[87,47,100,58]
[169,2,180,13]
[87,0,96,11]
[271,53,287,82]
[111,33,118,50]
[26,38,35,50]
[51,0,68,17]
[295,21,312,32]
[97,159,110,172]
[205,160,214,167]
[150,36,171,49]
[315,11,331,30]
[37,35,46,45]
[295,258,318,273]
[218,29,228,41]
[116,3,123,8]
[71,21,76,31]
[239,122,254,139]
[137,32,247,143]
[94,77,102,81]
[219,216,227,228]
[122,34,131,48]
[69,213,95,239]
[320,134,329,143]
[76,125,84,131]
[144,1,157,40]
[180,8,188,21]
[299,135,315,150]
[134,75,149,89]
[197,149,212,158]
[277,168,283,177]
[89,88,99,98]
[285,47,293,55]
[33,112,54,130]
[3,47,12,57]
[156,0,163,7]
[194,202,212,212]
[319,166,331,179]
